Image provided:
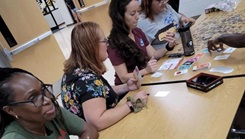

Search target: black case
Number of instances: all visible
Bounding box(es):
[186,72,223,92]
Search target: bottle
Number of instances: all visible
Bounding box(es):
[178,22,195,56]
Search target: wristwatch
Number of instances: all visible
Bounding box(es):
[166,43,174,51]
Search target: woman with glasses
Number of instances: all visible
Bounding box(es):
[108,0,171,87]
[61,22,149,131]
[138,0,196,50]
[0,67,98,139]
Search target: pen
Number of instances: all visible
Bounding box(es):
[168,64,173,70]
[174,57,184,69]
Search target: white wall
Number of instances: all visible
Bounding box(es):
[55,0,74,25]
[179,0,222,17]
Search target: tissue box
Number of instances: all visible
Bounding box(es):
[186,72,223,92]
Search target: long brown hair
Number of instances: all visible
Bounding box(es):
[109,0,149,68]
[63,22,106,76]
[141,0,155,21]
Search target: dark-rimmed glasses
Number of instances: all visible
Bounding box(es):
[99,38,109,45]
[7,84,53,107]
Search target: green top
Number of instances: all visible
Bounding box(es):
[2,107,85,139]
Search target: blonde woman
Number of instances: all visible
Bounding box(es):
[61,22,148,131]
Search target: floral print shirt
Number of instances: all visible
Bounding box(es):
[61,68,118,119]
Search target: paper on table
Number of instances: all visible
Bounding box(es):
[154,91,170,97]
[151,72,163,77]
[202,48,209,53]
[223,47,236,53]
[210,66,234,74]
[174,69,188,76]
[214,54,230,60]
[178,53,204,70]
[159,58,183,70]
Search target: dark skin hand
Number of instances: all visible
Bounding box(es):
[207,33,245,53]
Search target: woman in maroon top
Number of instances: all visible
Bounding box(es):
[108,0,177,85]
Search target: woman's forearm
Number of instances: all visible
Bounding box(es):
[153,47,168,59]
[88,104,131,131]
[117,72,134,84]
[112,83,129,96]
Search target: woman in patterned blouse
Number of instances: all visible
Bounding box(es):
[61,22,149,131]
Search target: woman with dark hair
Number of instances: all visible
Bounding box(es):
[108,0,173,86]
[138,0,195,50]
[61,22,148,131]
[0,67,98,139]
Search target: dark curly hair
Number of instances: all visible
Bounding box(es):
[0,67,60,137]
[108,0,149,68]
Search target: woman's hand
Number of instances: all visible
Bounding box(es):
[127,77,139,91]
[145,57,158,74]
[181,16,196,25]
[164,32,178,48]
[133,91,149,107]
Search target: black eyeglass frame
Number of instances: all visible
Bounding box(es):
[7,84,53,107]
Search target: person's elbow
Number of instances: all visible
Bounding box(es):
[79,123,99,139]
[88,119,109,131]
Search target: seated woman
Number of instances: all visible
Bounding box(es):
[61,22,148,131]
[108,0,176,86]
[138,0,196,50]
[0,67,98,139]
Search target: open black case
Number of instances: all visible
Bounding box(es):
[186,72,223,92]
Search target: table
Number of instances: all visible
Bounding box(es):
[99,1,245,138]
[99,77,245,139]
[142,0,245,85]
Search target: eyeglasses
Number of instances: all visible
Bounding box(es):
[7,84,53,107]
[99,38,109,45]
[156,0,169,5]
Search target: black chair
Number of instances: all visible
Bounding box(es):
[168,0,180,13]
[227,92,245,139]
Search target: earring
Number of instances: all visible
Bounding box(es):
[14,115,19,119]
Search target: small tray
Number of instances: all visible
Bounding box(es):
[186,72,223,92]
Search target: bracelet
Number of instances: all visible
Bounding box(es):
[165,43,174,51]
[126,101,134,112]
